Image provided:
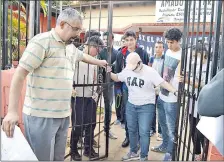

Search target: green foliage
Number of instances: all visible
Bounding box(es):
[7,0,47,61]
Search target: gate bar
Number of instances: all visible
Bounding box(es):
[105,1,114,158]
[220,1,224,69]
[35,0,40,34]
[25,0,29,46]
[190,0,202,160]
[9,2,13,65]
[176,1,192,160]
[47,0,52,31]
[17,0,21,61]
[29,1,35,39]
[2,0,9,70]
[211,0,222,78]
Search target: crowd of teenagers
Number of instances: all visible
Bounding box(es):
[2,7,222,162]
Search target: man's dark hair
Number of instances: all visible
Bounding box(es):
[84,30,101,42]
[87,35,104,47]
[103,31,114,39]
[163,28,182,42]
[156,40,164,48]
[123,30,137,39]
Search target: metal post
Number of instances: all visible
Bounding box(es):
[105,1,113,158]
[2,0,8,70]
[36,0,40,34]
[0,0,2,69]
[47,0,52,31]
[29,1,35,39]
[9,2,13,65]
[18,0,21,61]
[220,1,224,69]
[26,0,29,45]
[211,0,222,77]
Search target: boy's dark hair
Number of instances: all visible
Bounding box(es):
[87,35,104,47]
[163,28,182,42]
[84,30,101,42]
[103,31,114,39]
[192,43,208,59]
[123,30,137,39]
[156,40,164,48]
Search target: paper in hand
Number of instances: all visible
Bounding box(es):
[1,125,38,161]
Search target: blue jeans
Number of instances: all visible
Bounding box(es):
[157,96,178,154]
[122,89,129,138]
[126,101,155,158]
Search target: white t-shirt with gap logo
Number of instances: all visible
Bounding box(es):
[117,64,164,105]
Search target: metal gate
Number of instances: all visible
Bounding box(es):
[173,0,223,161]
[1,0,114,161]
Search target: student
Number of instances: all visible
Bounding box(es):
[108,52,178,161]
[114,36,126,128]
[151,28,183,161]
[149,40,165,141]
[76,30,102,149]
[2,8,107,161]
[115,30,149,148]
[70,36,104,160]
[185,44,209,161]
[98,32,118,139]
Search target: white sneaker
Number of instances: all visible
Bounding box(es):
[122,152,140,161]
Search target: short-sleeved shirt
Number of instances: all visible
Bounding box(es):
[19,28,84,118]
[159,49,182,102]
[74,61,97,97]
[117,64,164,105]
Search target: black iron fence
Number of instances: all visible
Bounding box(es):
[174,0,223,161]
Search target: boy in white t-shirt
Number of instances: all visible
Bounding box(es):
[151,28,183,161]
[107,52,178,161]
[70,36,104,160]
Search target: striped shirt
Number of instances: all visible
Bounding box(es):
[19,28,84,118]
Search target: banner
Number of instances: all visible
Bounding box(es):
[137,34,211,57]
[156,1,214,23]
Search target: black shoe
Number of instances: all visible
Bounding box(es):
[121,138,130,148]
[71,150,81,161]
[83,149,99,158]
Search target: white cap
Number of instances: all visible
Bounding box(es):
[125,52,142,71]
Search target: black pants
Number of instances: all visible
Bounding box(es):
[70,97,97,152]
[189,114,205,155]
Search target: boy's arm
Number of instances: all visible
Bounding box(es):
[110,73,120,82]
